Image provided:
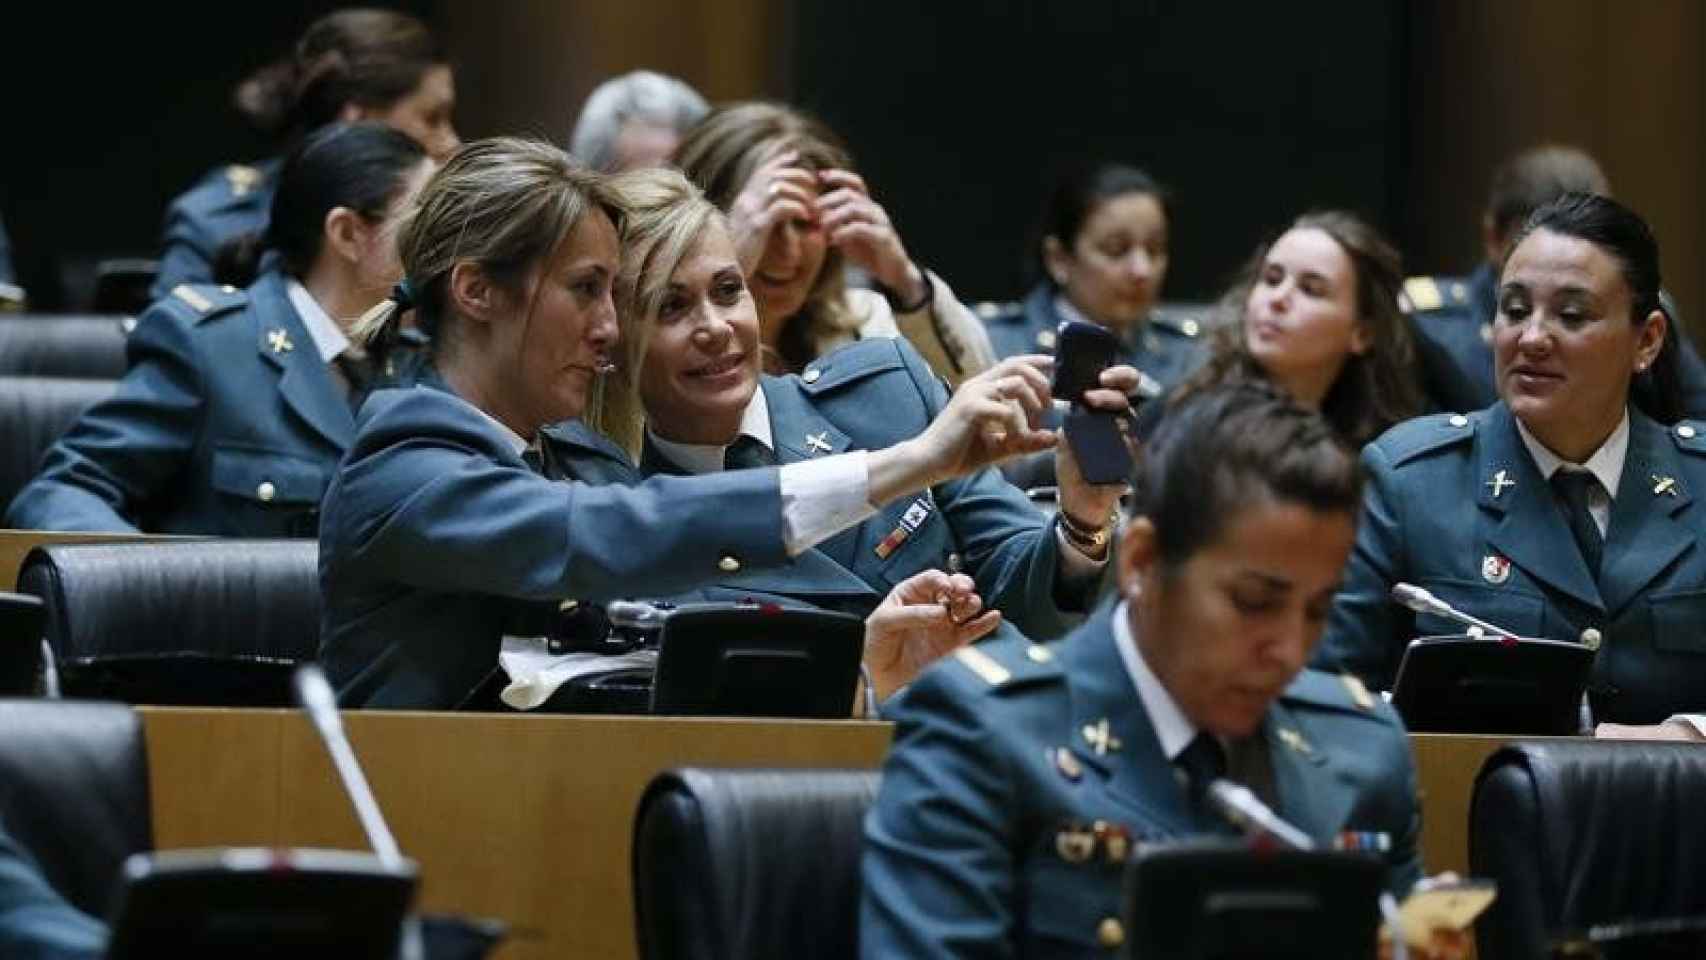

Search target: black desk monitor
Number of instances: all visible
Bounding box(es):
[1391,634,1594,735]
[0,591,43,694]
[650,603,864,719]
[104,848,417,960]
[1125,842,1384,960]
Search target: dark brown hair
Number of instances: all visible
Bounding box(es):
[1176,211,1422,447]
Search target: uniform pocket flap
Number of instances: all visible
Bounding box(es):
[1650,589,1706,654]
[210,446,329,505]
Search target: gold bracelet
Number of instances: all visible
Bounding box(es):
[1057,508,1114,553]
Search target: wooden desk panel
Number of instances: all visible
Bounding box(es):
[142,710,1512,960]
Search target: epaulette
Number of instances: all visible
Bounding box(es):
[1376,411,1476,467]
[1279,668,1390,721]
[973,300,1020,321]
[949,635,1062,692]
[225,163,265,199]
[797,338,906,393]
[1671,421,1706,455]
[168,283,248,323]
[1399,275,1471,314]
[1150,304,1207,338]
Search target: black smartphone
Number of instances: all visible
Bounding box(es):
[1050,320,1121,403]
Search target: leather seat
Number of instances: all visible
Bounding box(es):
[0,698,150,917]
[633,768,881,960]
[0,591,45,694]
[18,539,321,706]
[0,314,130,378]
[1470,740,1706,959]
[0,375,117,517]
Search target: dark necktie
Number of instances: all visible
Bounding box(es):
[334,350,376,414]
[522,442,561,480]
[1173,732,1227,804]
[723,434,776,472]
[1551,470,1604,579]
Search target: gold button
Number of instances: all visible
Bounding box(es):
[1182,318,1201,337]
[1581,627,1602,651]
[1449,414,1468,428]
[1680,425,1698,439]
[802,368,821,384]
[717,555,741,573]
[220,285,238,293]
[1097,917,1125,949]
[1026,645,1053,663]
[256,481,276,502]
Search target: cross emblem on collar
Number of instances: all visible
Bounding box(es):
[1081,718,1122,756]
[266,328,294,354]
[805,432,833,454]
[1485,469,1515,498]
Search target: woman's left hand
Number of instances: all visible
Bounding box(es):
[864,569,1001,702]
[1057,364,1141,537]
[816,169,930,308]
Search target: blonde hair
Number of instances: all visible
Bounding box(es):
[673,102,857,370]
[590,166,726,456]
[352,137,624,368]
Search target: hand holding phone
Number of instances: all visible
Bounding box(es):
[1050,321,1132,485]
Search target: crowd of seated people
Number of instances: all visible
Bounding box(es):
[5,5,1706,957]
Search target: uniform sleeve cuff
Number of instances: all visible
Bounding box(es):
[778,452,878,555]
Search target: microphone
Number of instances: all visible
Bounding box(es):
[293,665,404,870]
[1389,583,1519,641]
[1207,780,1316,851]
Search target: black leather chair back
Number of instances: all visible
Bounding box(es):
[0,699,151,917]
[0,375,117,517]
[1471,740,1706,959]
[18,539,322,705]
[0,314,130,378]
[92,259,159,317]
[0,592,44,694]
[633,768,881,960]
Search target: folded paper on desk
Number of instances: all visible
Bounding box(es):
[498,635,657,710]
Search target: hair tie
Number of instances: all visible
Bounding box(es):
[391,279,416,310]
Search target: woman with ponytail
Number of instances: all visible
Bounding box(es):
[8,123,433,537]
[151,8,458,299]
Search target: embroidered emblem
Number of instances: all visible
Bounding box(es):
[1081,719,1122,757]
[1055,825,1095,863]
[805,431,833,454]
[1277,727,1314,756]
[1485,469,1515,498]
[1653,474,1678,497]
[266,329,294,354]
[1482,554,1511,585]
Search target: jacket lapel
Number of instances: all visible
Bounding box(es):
[253,272,353,451]
[1061,614,1201,838]
[1479,404,1603,610]
[1600,411,1696,616]
[763,376,852,463]
[1264,700,1358,843]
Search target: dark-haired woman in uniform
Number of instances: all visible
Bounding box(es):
[985,163,1201,392]
[7,123,433,535]
[152,8,458,299]
[862,383,1465,958]
[319,138,1060,710]
[1149,211,1424,450]
[1316,193,1706,725]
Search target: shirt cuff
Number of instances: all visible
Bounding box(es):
[779,451,878,556]
[1665,714,1706,739]
[1055,522,1110,579]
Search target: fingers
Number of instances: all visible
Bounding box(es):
[1098,364,1141,393]
[889,567,956,605]
[955,609,1002,644]
[818,168,869,195]
[1080,387,1133,414]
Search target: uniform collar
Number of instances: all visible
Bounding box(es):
[284,277,351,364]
[468,402,530,458]
[645,387,774,474]
[1111,601,1199,762]
[1515,407,1629,498]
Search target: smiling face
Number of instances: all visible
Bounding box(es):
[1494,227,1665,460]
[637,220,762,445]
[496,210,621,432]
[1242,227,1368,404]
[1048,191,1169,331]
[1123,499,1356,738]
[749,185,828,331]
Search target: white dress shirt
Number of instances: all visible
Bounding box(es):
[284,278,352,364]
[1515,409,1629,537]
[1111,600,1200,761]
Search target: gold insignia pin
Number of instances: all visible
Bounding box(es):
[1653,474,1678,497]
[1055,827,1095,864]
[805,432,833,454]
[1277,727,1314,755]
[1081,719,1122,757]
[1486,469,1515,498]
[266,329,294,354]
[1053,746,1083,782]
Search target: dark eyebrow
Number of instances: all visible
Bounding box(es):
[1236,571,1292,591]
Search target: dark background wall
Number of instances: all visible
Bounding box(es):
[2,1,1700,330]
